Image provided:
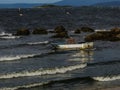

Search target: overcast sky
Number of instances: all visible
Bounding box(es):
[0,0,62,4]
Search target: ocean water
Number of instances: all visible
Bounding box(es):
[0,32,120,90]
[0,7,120,90]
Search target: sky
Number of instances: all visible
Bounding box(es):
[0,0,62,4]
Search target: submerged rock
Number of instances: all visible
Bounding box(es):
[32,28,48,34]
[51,31,69,38]
[15,28,30,36]
[48,30,55,33]
[74,29,81,34]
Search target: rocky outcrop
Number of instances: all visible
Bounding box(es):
[32,28,48,34]
[15,28,30,36]
[81,27,94,32]
[110,27,120,34]
[84,27,120,42]
[51,25,69,38]
[54,25,66,33]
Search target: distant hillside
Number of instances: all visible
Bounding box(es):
[0,3,42,8]
[0,0,120,8]
[35,4,72,8]
[93,1,120,6]
[54,0,120,6]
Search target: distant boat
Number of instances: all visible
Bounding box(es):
[52,42,94,50]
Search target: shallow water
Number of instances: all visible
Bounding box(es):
[0,7,120,90]
[0,32,119,90]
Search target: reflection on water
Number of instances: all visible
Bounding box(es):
[68,50,94,63]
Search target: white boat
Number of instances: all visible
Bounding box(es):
[53,42,94,50]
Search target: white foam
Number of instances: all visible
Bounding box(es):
[0,54,37,62]
[0,64,86,79]
[68,57,93,62]
[93,75,120,81]
[28,41,49,45]
[95,29,109,32]
[0,82,49,90]
[0,36,20,39]
[0,32,12,36]
[0,32,20,39]
[0,87,17,90]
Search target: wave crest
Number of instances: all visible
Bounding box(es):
[93,75,120,81]
[0,32,20,39]
[0,64,86,79]
[0,54,37,61]
[27,41,49,45]
[1,82,49,90]
[0,32,12,36]
[0,36,20,39]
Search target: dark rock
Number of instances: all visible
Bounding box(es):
[96,31,113,37]
[110,27,120,34]
[81,27,94,32]
[51,31,69,38]
[85,33,103,42]
[48,30,55,33]
[74,29,81,34]
[15,28,30,36]
[84,30,120,42]
[54,25,66,33]
[32,28,48,34]
[51,25,69,38]
[116,34,120,39]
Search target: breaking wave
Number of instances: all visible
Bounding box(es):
[1,82,49,90]
[27,41,49,45]
[0,32,12,36]
[0,76,93,90]
[0,64,86,79]
[0,54,37,61]
[0,41,50,49]
[0,36,20,39]
[0,50,54,62]
[0,32,20,39]
[93,75,120,81]
[0,77,94,90]
[95,29,109,32]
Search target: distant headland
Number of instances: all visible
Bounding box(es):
[35,4,72,8]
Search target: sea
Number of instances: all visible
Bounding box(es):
[0,6,120,90]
